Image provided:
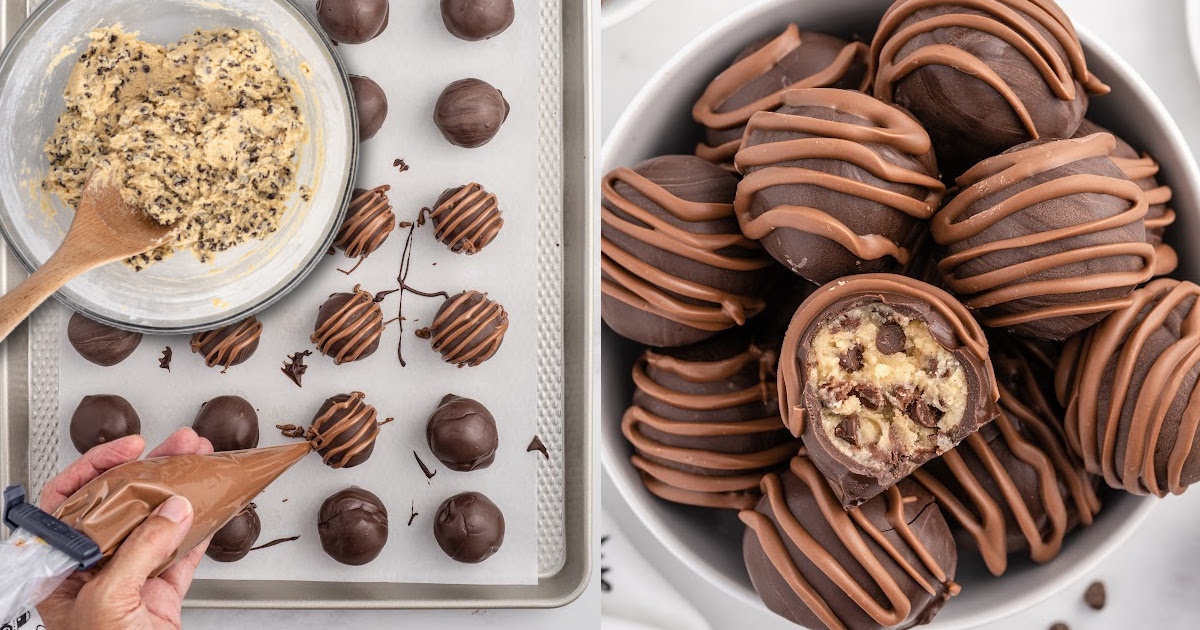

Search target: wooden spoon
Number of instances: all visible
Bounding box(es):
[0,169,175,342]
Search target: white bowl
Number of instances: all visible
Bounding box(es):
[601,0,658,30]
[0,0,356,333]
[601,0,1198,627]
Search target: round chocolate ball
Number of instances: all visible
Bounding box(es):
[733,88,945,286]
[426,394,499,472]
[193,395,260,452]
[433,78,509,148]
[190,316,262,371]
[440,0,514,41]
[308,392,388,469]
[316,0,389,44]
[318,487,388,566]
[335,185,396,261]
[69,395,141,454]
[601,155,772,348]
[311,285,384,364]
[67,312,141,367]
[206,505,261,562]
[431,183,504,254]
[421,291,509,367]
[433,491,505,563]
[742,457,958,630]
[350,75,388,142]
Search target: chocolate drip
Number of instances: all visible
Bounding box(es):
[931,133,1154,340]
[312,285,385,364]
[335,185,396,262]
[421,290,509,367]
[431,183,504,254]
[298,391,391,469]
[190,316,263,371]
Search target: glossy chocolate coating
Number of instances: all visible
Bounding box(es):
[350,75,388,141]
[309,392,386,469]
[312,286,383,364]
[422,291,508,367]
[206,505,261,562]
[433,78,509,148]
[433,491,505,563]
[69,394,141,454]
[67,312,141,367]
[316,0,389,44]
[431,183,504,254]
[335,186,395,261]
[318,487,388,565]
[426,394,499,472]
[190,317,262,370]
[601,155,771,347]
[192,395,260,452]
[440,0,514,41]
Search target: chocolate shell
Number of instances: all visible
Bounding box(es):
[316,0,389,44]
[426,394,499,472]
[312,285,385,364]
[335,186,396,262]
[69,395,141,454]
[870,0,1109,172]
[206,505,261,562]
[350,75,388,142]
[778,274,1000,508]
[601,155,772,347]
[301,391,390,469]
[932,134,1154,341]
[190,316,263,371]
[741,456,959,630]
[420,290,508,367]
[434,78,509,148]
[734,88,945,286]
[67,312,141,367]
[622,331,800,510]
[434,491,505,563]
[1057,279,1200,497]
[318,487,388,565]
[693,25,868,167]
[440,0,514,41]
[431,183,504,254]
[192,395,260,452]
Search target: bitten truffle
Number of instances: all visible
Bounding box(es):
[931,134,1154,341]
[192,395,260,452]
[870,0,1109,172]
[318,487,389,565]
[69,395,141,454]
[67,312,142,367]
[312,285,385,364]
[335,185,396,263]
[419,291,509,367]
[434,78,509,148]
[693,25,867,167]
[206,505,261,562]
[601,155,772,347]
[743,456,959,630]
[434,491,505,563]
[191,316,263,371]
[734,88,945,285]
[316,0,389,44]
[350,75,388,141]
[287,391,391,469]
[440,0,514,41]
[427,394,499,472]
[623,331,800,510]
[430,183,504,254]
[778,274,1000,508]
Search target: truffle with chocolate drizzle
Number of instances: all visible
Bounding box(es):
[190,316,263,372]
[334,185,396,273]
[279,391,392,469]
[430,183,504,254]
[311,285,394,364]
[416,290,509,368]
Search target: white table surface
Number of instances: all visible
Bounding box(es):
[600,1,1200,629]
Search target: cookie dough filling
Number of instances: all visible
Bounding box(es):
[808,302,968,468]
[43,26,306,270]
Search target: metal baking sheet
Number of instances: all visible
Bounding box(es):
[0,0,594,608]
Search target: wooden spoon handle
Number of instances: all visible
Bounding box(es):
[0,247,96,342]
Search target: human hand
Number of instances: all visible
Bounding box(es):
[36,428,214,630]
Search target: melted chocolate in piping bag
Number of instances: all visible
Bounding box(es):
[52,443,310,576]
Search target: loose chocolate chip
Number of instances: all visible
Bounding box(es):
[908,400,942,429]
[839,345,864,372]
[1084,581,1106,610]
[853,383,885,410]
[834,415,859,446]
[876,322,907,355]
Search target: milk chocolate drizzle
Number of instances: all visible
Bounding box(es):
[430,183,504,254]
[734,88,945,267]
[423,290,509,367]
[740,456,959,630]
[335,185,396,263]
[693,24,869,164]
[190,316,263,372]
[1057,279,1200,496]
[1109,152,1177,276]
[601,167,770,332]
[311,285,385,364]
[281,391,390,469]
[871,0,1109,139]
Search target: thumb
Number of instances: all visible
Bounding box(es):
[101,495,194,587]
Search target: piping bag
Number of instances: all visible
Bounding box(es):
[1,442,310,621]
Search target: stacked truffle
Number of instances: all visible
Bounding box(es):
[605,0,1188,626]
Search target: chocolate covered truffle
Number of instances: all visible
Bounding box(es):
[433,78,509,148]
[419,290,509,367]
[69,394,141,454]
[932,133,1154,341]
[1057,279,1200,497]
[427,394,499,472]
[350,75,388,141]
[193,395,260,452]
[316,0,389,44]
[601,155,771,347]
[871,0,1109,172]
[299,391,390,469]
[440,0,514,41]
[778,274,1000,508]
[312,285,385,364]
[335,185,396,264]
[741,456,959,630]
[434,491,505,563]
[191,316,263,371]
[623,331,800,510]
[318,487,388,565]
[734,88,945,286]
[67,312,141,367]
[693,25,868,167]
[430,183,504,254]
[206,505,261,562]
